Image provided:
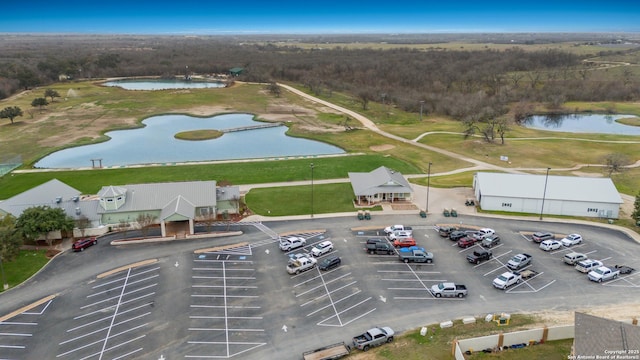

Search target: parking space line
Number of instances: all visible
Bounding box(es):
[305,290,362,316]
[190,304,261,310]
[97,267,131,360]
[316,297,374,327]
[297,279,356,300]
[194,259,253,264]
[22,299,54,316]
[193,284,258,289]
[88,275,159,297]
[192,267,255,271]
[73,302,151,322]
[383,279,447,283]
[81,284,157,309]
[0,322,37,326]
[93,267,160,289]
[300,281,358,306]
[112,348,143,360]
[337,307,377,327]
[293,272,350,288]
[192,275,256,280]
[0,332,32,336]
[191,294,259,299]
[0,344,26,349]
[62,313,151,345]
[190,315,263,320]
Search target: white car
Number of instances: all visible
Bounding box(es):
[389,230,412,240]
[279,236,306,251]
[539,240,562,251]
[561,234,583,247]
[311,240,334,257]
[471,228,495,240]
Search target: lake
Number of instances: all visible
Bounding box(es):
[523,114,640,135]
[103,79,226,90]
[34,113,345,168]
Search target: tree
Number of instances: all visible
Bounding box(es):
[632,191,640,225]
[602,153,632,176]
[267,82,281,97]
[75,215,91,238]
[31,97,49,112]
[0,106,23,124]
[136,213,157,238]
[16,206,74,246]
[44,88,60,102]
[0,215,23,262]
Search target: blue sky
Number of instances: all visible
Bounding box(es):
[2,0,639,34]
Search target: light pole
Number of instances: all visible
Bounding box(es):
[419,100,425,121]
[540,168,551,220]
[426,162,432,213]
[310,163,315,219]
[0,256,7,291]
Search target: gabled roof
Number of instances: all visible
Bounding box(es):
[574,312,640,356]
[160,195,196,220]
[0,179,81,217]
[97,181,217,214]
[475,172,623,204]
[348,166,413,196]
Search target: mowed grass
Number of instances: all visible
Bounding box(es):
[0,155,418,199]
[347,314,572,360]
[0,250,49,292]
[245,183,372,216]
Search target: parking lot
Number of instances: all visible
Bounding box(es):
[1,215,640,359]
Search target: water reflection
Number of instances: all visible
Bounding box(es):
[523,114,640,135]
[103,79,226,90]
[35,113,344,168]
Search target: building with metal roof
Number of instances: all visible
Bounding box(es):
[348,166,413,205]
[573,312,640,357]
[473,172,623,218]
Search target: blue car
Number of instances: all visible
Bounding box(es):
[398,246,425,253]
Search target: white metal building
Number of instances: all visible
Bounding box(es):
[473,172,623,219]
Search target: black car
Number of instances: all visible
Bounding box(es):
[319,256,341,271]
[449,230,467,241]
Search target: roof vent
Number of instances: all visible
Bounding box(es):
[55,196,62,203]
[75,207,81,215]
[72,196,79,202]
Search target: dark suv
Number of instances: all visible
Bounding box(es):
[449,230,467,241]
[72,237,97,252]
[319,256,341,271]
[532,232,554,243]
[367,241,395,255]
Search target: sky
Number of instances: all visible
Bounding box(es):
[2,0,639,34]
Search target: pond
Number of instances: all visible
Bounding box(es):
[34,113,345,168]
[523,114,640,135]
[103,79,226,90]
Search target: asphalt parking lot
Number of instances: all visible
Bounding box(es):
[1,214,640,360]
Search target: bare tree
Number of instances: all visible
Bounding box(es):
[75,215,90,238]
[136,213,157,239]
[602,153,632,176]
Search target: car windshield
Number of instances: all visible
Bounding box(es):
[498,275,508,281]
[594,268,605,275]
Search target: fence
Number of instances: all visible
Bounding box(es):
[0,154,22,177]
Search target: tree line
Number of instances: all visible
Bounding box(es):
[0,34,638,129]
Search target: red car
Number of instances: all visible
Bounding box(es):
[72,237,97,252]
[457,237,477,248]
[393,238,417,248]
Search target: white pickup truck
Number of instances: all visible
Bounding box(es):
[492,271,522,290]
[286,256,317,275]
[384,225,412,235]
[588,266,620,282]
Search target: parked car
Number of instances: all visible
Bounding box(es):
[470,228,495,240]
[588,266,620,282]
[449,230,467,241]
[615,265,635,274]
[319,256,341,271]
[457,237,478,248]
[388,230,412,240]
[481,235,501,248]
[561,233,583,247]
[507,253,532,270]
[393,238,417,248]
[72,237,97,252]
[575,259,603,273]
[311,240,334,257]
[539,239,562,251]
[563,252,588,265]
[531,231,554,243]
[467,249,492,264]
[438,226,457,237]
[279,236,306,251]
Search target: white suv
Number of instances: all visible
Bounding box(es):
[311,240,334,257]
[279,236,306,251]
[561,234,583,247]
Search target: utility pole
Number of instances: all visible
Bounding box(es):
[426,162,432,213]
[540,168,551,220]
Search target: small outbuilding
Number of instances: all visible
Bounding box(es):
[473,172,623,219]
[348,166,413,205]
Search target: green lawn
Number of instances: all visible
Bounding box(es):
[245,183,380,216]
[0,155,418,199]
[0,250,49,292]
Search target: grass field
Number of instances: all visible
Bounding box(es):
[0,250,49,293]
